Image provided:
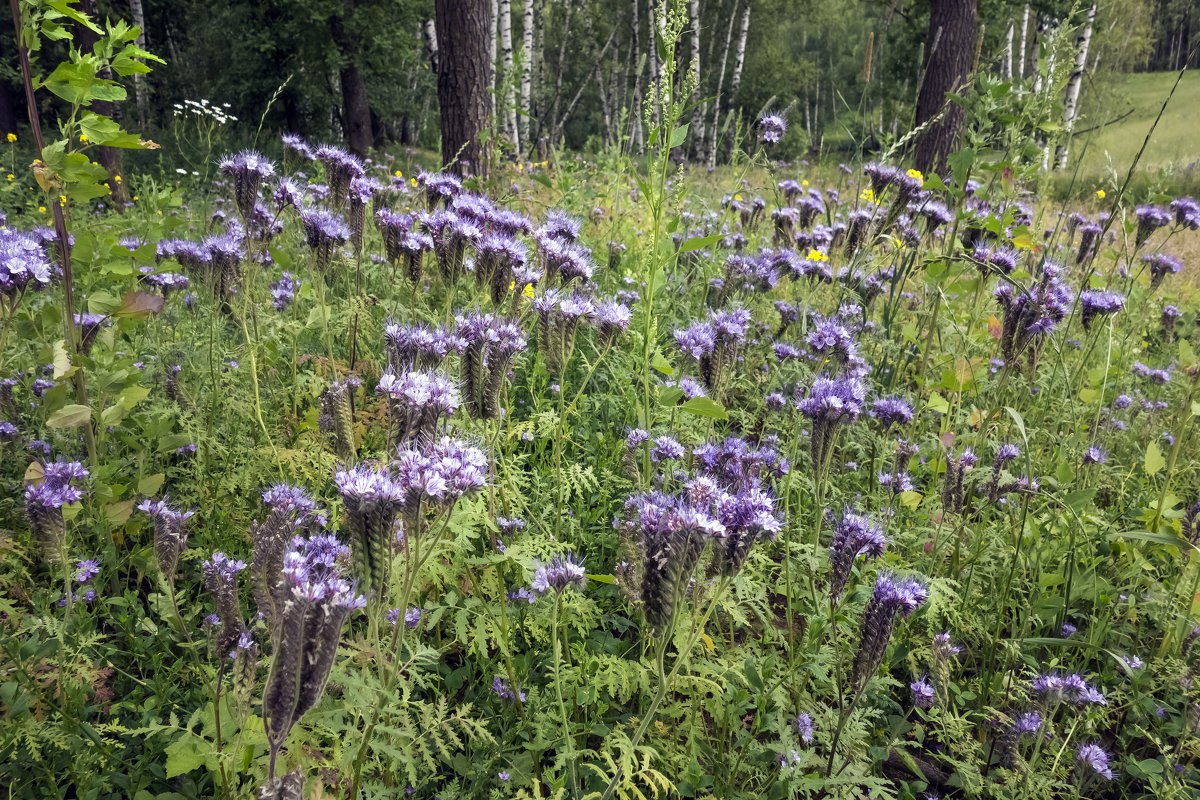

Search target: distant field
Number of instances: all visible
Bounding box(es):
[1072,70,1200,179]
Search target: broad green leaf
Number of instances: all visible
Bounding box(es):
[679,233,721,253]
[52,339,70,378]
[668,123,689,149]
[679,397,728,420]
[926,393,949,414]
[47,404,91,428]
[650,352,674,376]
[138,473,165,496]
[1180,339,1197,369]
[1110,529,1199,557]
[1144,442,1165,475]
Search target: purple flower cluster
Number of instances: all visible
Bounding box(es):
[531,553,587,594]
[376,368,460,444]
[993,262,1072,370]
[138,497,195,577]
[25,458,90,562]
[759,113,787,145]
[851,572,928,688]
[826,507,887,604]
[798,374,867,468]
[269,272,300,311]
[1078,289,1125,329]
[1,227,54,298]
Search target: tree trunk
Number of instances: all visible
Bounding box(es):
[435,0,491,177]
[489,0,498,121]
[76,0,130,210]
[331,0,373,157]
[549,0,574,144]
[689,0,704,160]
[424,19,440,74]
[0,35,19,138]
[520,0,535,148]
[629,0,644,151]
[728,1,751,107]
[500,0,519,150]
[1018,3,1029,78]
[706,0,739,167]
[1003,19,1013,79]
[1056,3,1097,168]
[128,0,149,129]
[913,0,977,175]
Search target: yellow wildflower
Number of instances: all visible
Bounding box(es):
[1096,189,1106,199]
[734,193,743,202]
[394,170,402,178]
[38,206,46,213]
[523,283,535,298]
[906,168,923,182]
[79,134,89,143]
[410,177,418,187]
[860,188,874,203]
[58,194,67,206]
[5,174,12,182]
[5,133,15,143]
[113,175,122,183]
[805,248,828,262]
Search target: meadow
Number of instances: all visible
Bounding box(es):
[4,59,1200,800]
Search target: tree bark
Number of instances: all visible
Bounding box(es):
[423,19,439,74]
[913,0,977,175]
[1003,19,1013,79]
[1018,3,1029,78]
[435,0,491,177]
[330,0,373,157]
[688,0,703,160]
[706,0,738,167]
[520,0,535,147]
[489,0,498,121]
[500,0,519,150]
[1056,3,1097,168]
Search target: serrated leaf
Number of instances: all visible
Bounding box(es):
[47,404,91,428]
[679,397,727,420]
[1144,442,1165,475]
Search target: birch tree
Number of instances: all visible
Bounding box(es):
[128,0,149,128]
[1056,3,1098,168]
[520,0,536,147]
[706,0,738,167]
[500,0,519,149]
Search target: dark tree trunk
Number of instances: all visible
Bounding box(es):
[330,0,373,157]
[913,0,977,175]
[434,0,491,177]
[76,0,131,210]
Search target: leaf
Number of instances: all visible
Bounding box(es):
[114,290,164,318]
[899,491,923,510]
[52,339,70,378]
[47,404,91,428]
[650,352,674,376]
[1110,529,1198,556]
[138,473,165,496]
[1144,442,1165,476]
[926,393,949,414]
[1180,339,1197,369]
[678,233,722,253]
[105,500,134,526]
[164,733,206,778]
[668,123,689,149]
[1004,407,1028,444]
[947,148,975,188]
[678,397,727,420]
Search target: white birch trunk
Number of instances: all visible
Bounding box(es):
[129,0,148,129]
[520,0,535,146]
[1056,3,1097,168]
[489,0,498,122]
[1003,20,1014,79]
[1018,4,1030,78]
[500,0,518,149]
[707,0,739,167]
[688,0,703,159]
[727,2,750,106]
[423,19,439,74]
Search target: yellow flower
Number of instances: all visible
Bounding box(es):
[805,248,828,262]
[860,188,875,203]
[5,133,15,143]
[523,283,535,299]
[5,174,12,182]
[394,170,402,178]
[113,175,122,183]
[410,177,418,187]
[132,195,139,200]
[38,206,46,213]
[79,134,88,143]
[516,163,524,171]
[1096,189,1106,199]
[734,193,743,202]
[58,194,67,206]
[801,180,809,187]
[906,168,924,182]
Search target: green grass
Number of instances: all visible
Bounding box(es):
[1072,70,1200,183]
